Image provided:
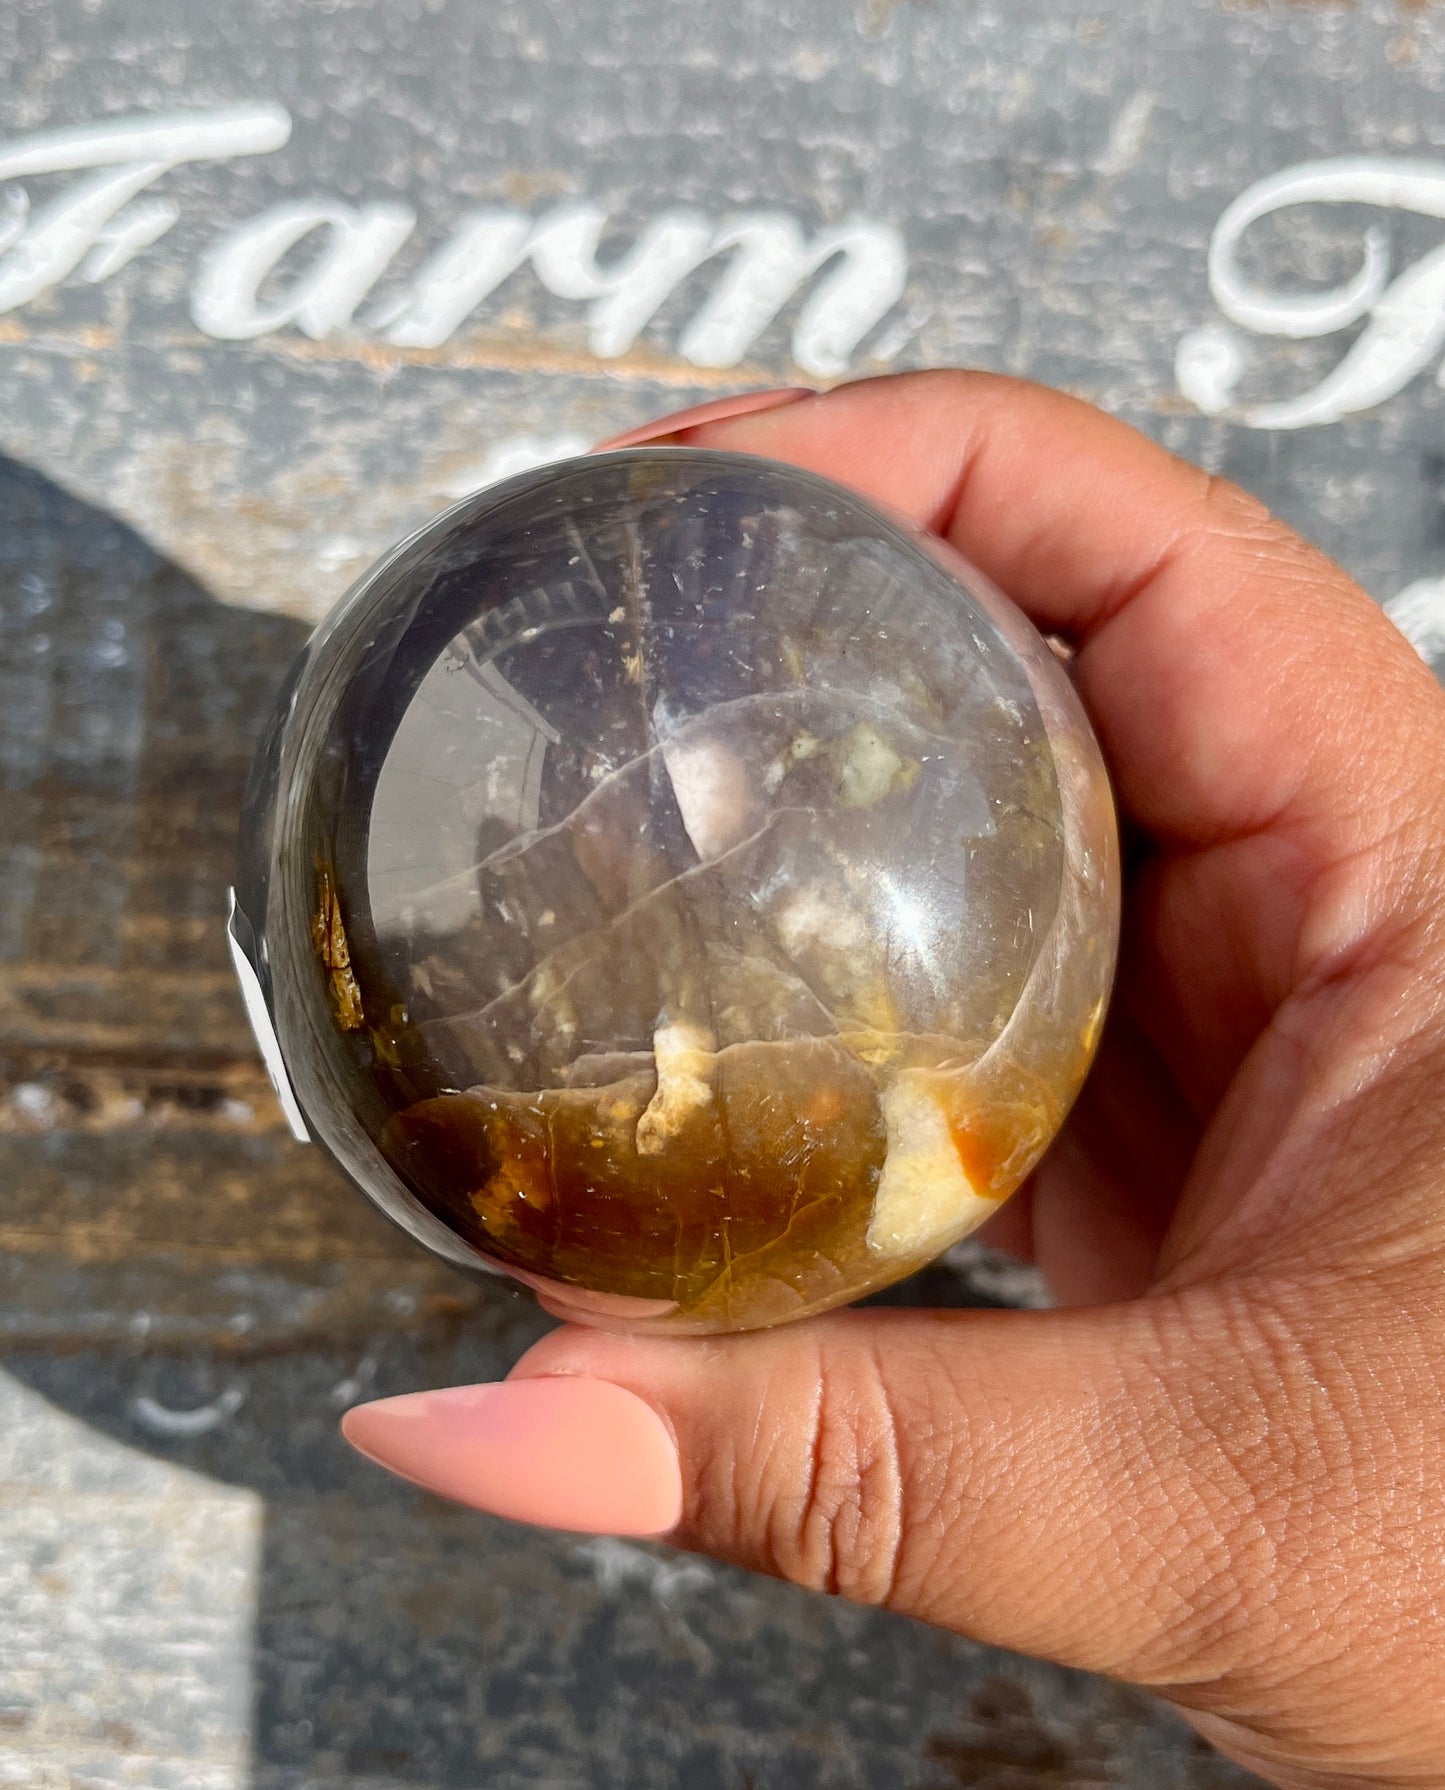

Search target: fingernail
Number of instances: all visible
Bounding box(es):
[340,1379,683,1536]
[592,386,814,451]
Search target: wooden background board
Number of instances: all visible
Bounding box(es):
[3,0,1444,1782]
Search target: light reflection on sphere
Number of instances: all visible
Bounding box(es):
[233,449,1119,1334]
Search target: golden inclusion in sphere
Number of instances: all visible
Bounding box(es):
[232,449,1120,1334]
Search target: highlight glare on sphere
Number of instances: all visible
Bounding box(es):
[232,448,1120,1334]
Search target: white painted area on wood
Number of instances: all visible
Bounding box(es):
[0,107,290,312]
[192,199,417,340]
[1385,575,1445,667]
[0,106,907,375]
[1096,89,1156,177]
[0,1370,261,1787]
[132,1387,247,1439]
[440,434,592,495]
[1187,157,1445,428]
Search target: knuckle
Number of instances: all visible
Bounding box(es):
[1194,472,1315,577]
[1195,467,1273,531]
[767,1342,911,1608]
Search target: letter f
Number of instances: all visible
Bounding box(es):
[0,105,291,313]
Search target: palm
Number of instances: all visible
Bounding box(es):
[1023,831,1319,1307]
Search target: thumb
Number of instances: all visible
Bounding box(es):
[342,1296,1261,1693]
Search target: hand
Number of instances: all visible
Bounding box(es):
[343,372,1445,1790]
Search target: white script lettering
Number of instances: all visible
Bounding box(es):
[0,105,907,376]
[376,203,906,375]
[192,199,417,339]
[377,205,717,354]
[1178,158,1445,429]
[0,107,291,312]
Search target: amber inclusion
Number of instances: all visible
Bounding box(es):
[233,449,1120,1333]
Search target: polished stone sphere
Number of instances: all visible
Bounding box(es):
[231,449,1119,1334]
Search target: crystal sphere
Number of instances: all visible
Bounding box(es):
[232,449,1119,1334]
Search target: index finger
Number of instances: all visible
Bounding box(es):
[673,370,1445,1004]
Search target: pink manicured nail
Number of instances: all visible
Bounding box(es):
[340,1379,683,1536]
[592,386,814,451]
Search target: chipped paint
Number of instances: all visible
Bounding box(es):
[572,1537,715,1598]
[132,1385,246,1438]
